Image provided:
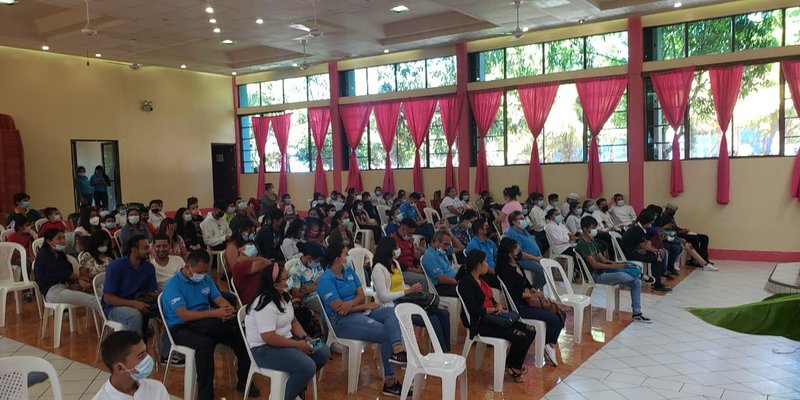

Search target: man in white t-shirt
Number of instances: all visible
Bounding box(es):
[560,192,580,217]
[592,197,618,232]
[439,186,464,224]
[93,331,170,400]
[151,234,184,289]
[610,193,637,227]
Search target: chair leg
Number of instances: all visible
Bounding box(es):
[347,344,362,394]
[441,374,457,400]
[67,308,76,333]
[33,289,42,319]
[573,306,583,344]
[184,351,195,400]
[0,288,7,327]
[14,290,23,314]
[269,371,286,400]
[534,327,545,368]
[40,308,49,339]
[399,369,416,400]
[459,370,468,400]
[586,305,593,334]
[605,290,615,322]
[492,344,505,393]
[53,305,65,348]
[473,342,485,369]
[311,374,318,400]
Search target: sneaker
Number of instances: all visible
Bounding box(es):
[641,274,656,284]
[703,263,719,271]
[543,344,558,367]
[382,381,410,398]
[389,351,407,365]
[160,354,185,367]
[236,384,260,397]
[632,314,653,324]
[652,284,672,293]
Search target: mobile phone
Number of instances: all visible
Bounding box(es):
[310,338,324,351]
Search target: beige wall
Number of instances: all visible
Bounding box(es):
[644,158,800,253]
[0,45,233,213]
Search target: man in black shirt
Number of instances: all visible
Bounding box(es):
[659,203,710,266]
[620,210,672,293]
[255,209,284,261]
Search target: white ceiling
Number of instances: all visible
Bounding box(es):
[0,0,722,75]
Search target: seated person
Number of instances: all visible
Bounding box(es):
[592,198,617,234]
[464,218,498,273]
[421,231,458,297]
[103,214,120,247]
[230,197,259,235]
[147,200,167,230]
[223,201,236,224]
[440,187,465,225]
[352,199,383,240]
[226,220,257,269]
[74,206,102,238]
[503,211,546,289]
[390,218,428,291]
[36,228,98,312]
[161,250,257,400]
[255,209,285,261]
[232,240,275,306]
[280,193,297,216]
[456,250,535,383]
[495,238,563,366]
[93,331,170,400]
[620,211,671,293]
[287,242,326,315]
[304,207,324,242]
[451,210,477,258]
[6,215,35,268]
[8,192,41,225]
[200,200,232,252]
[498,186,524,234]
[261,183,279,217]
[280,218,306,260]
[576,216,654,322]
[610,193,637,228]
[38,207,68,237]
[384,207,403,236]
[460,190,476,211]
[119,209,153,254]
[77,230,113,279]
[660,203,713,269]
[316,243,409,397]
[361,192,381,221]
[327,210,355,249]
[399,192,435,244]
[103,236,158,335]
[372,237,450,352]
[151,234,184,290]
[544,193,559,215]
[544,209,577,257]
[156,218,188,260]
[565,202,583,235]
[560,192,580,218]
[245,263,331,400]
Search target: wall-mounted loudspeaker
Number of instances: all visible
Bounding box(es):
[141,100,153,112]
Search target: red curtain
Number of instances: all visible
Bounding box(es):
[469,89,503,194]
[374,101,401,194]
[576,76,628,197]
[271,113,292,197]
[709,65,743,205]
[404,98,438,193]
[518,82,559,195]
[651,67,695,198]
[439,95,462,190]
[340,103,372,192]
[252,116,271,199]
[781,60,800,200]
[309,107,330,195]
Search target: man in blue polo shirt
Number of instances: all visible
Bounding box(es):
[421,230,458,297]
[103,235,158,335]
[464,218,500,287]
[161,250,256,400]
[504,210,546,289]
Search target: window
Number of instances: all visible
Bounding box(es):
[260,81,283,106]
[427,57,456,88]
[732,63,779,156]
[237,73,330,108]
[397,60,425,91]
[474,49,505,82]
[507,44,543,79]
[688,18,732,57]
[428,110,453,168]
[505,90,533,165]
[595,92,628,162]
[308,74,330,101]
[543,84,584,163]
[787,7,800,45]
[586,32,628,68]
[546,38,584,73]
[238,83,261,108]
[786,82,800,155]
[734,10,782,51]
[645,79,687,161]
[367,65,396,95]
[283,78,308,104]
[342,55,457,96]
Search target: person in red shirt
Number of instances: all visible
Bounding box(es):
[390,218,428,292]
[7,215,35,268]
[231,240,274,306]
[38,207,69,237]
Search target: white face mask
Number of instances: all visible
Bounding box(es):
[128,215,140,224]
[616,200,625,207]
[89,216,100,226]
[393,248,402,258]
[589,228,598,238]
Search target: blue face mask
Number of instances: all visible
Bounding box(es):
[189,267,205,283]
[20,201,30,209]
[243,244,258,257]
[124,355,154,381]
[554,215,564,224]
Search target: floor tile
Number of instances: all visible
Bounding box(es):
[721,390,769,400]
[680,382,724,399]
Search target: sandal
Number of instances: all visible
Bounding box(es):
[505,367,525,383]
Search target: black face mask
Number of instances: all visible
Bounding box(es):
[601,205,609,212]
[152,209,160,214]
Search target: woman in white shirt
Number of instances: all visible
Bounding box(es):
[565,202,583,235]
[280,218,306,260]
[544,209,577,257]
[370,237,451,352]
[245,264,331,400]
[439,186,464,225]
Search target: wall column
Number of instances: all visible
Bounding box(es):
[456,43,471,193]
[627,16,645,212]
[328,61,343,192]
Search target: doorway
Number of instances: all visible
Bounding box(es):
[211,144,238,203]
[70,140,122,211]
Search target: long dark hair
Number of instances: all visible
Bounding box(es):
[174,207,188,236]
[456,249,486,281]
[331,210,348,230]
[285,218,306,240]
[42,228,64,251]
[87,230,111,262]
[503,185,521,201]
[496,238,518,271]
[78,206,96,232]
[248,264,288,314]
[157,217,178,240]
[374,237,398,273]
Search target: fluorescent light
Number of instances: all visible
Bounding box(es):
[674,2,682,7]
[578,19,585,24]
[256,18,263,24]
[205,6,214,13]
[390,5,410,13]
[180,64,187,69]
[209,18,217,23]
[220,39,235,44]
[522,26,529,32]
[383,49,390,54]
[231,71,237,76]
[292,63,298,67]
[41,45,50,51]
[95,53,102,58]
[0,0,20,5]
[213,27,221,33]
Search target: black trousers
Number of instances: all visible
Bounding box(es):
[435,283,457,297]
[476,320,534,370]
[93,191,108,208]
[515,300,564,344]
[679,233,710,262]
[627,251,665,285]
[533,230,550,255]
[171,317,251,400]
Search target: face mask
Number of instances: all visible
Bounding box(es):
[601,205,609,212]
[98,246,108,253]
[356,195,362,201]
[238,202,247,211]
[54,244,66,252]
[341,219,351,228]
[22,226,31,233]
[554,215,563,224]
[284,198,292,205]
[575,208,583,215]
[298,230,306,238]
[53,214,62,222]
[243,244,258,257]
[124,355,154,381]
[536,200,544,208]
[588,205,597,213]
[189,270,206,283]
[78,172,86,177]
[550,201,558,207]
[20,201,30,209]
[120,209,127,216]
[357,205,364,211]
[328,211,336,217]
[523,208,530,216]
[589,229,598,238]
[99,210,110,217]
[395,212,404,221]
[89,216,100,226]
[151,209,160,214]
[309,261,321,269]
[375,191,382,197]
[105,222,116,229]
[616,200,625,207]
[226,207,235,214]
[271,188,277,194]
[317,197,325,202]
[393,248,402,258]
[183,213,193,222]
[519,219,529,229]
[462,195,469,201]
[128,215,140,224]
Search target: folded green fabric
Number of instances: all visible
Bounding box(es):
[686,293,800,341]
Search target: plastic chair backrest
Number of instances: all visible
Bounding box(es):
[0,230,12,241]
[609,235,626,262]
[376,205,390,226]
[0,242,27,283]
[34,218,48,233]
[313,296,339,341]
[540,258,574,300]
[381,224,388,236]
[574,254,596,284]
[236,307,258,368]
[229,277,244,308]
[496,278,520,314]
[423,208,439,224]
[347,247,373,292]
[93,272,108,319]
[67,255,80,275]
[113,230,124,253]
[0,356,63,399]
[394,303,443,367]
[157,293,179,348]
[31,238,44,257]
[455,286,471,325]
[419,254,439,296]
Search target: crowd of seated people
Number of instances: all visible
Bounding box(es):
[0,184,718,399]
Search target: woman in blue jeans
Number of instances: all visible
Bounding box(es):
[245,263,330,400]
[370,237,451,352]
[316,242,409,397]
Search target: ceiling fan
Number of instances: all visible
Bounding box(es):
[101,39,142,70]
[81,0,98,36]
[505,0,526,40]
[297,39,311,70]
[289,0,323,41]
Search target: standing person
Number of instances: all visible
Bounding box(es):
[103,236,158,335]
[90,165,111,209]
[456,249,535,382]
[497,185,523,233]
[245,263,331,400]
[199,200,232,251]
[36,229,99,313]
[93,331,170,400]
[75,166,93,207]
[261,183,279,217]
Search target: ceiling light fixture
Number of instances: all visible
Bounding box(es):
[209,18,217,23]
[292,63,298,67]
[578,19,586,24]
[390,5,410,13]
[0,0,20,5]
[213,27,221,33]
[522,26,529,32]
[180,64,187,69]
[383,49,390,54]
[95,53,102,58]
[41,45,50,51]
[673,2,682,7]
[220,39,236,45]
[205,6,214,13]
[256,18,263,24]
[231,71,237,76]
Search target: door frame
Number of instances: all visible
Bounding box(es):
[211,142,240,200]
[70,139,122,211]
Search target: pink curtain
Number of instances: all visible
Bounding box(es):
[252,116,270,199]
[576,76,628,198]
[340,103,372,192]
[469,89,503,194]
[271,113,292,197]
[309,107,330,195]
[781,60,800,200]
[374,101,401,194]
[439,95,462,190]
[404,98,438,193]
[518,82,559,195]
[651,67,695,198]
[709,65,743,205]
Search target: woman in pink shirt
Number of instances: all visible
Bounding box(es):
[499,185,523,233]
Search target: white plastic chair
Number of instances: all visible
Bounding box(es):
[237,307,318,400]
[540,258,592,343]
[31,238,44,256]
[228,275,244,308]
[0,230,13,241]
[496,278,547,369]
[574,254,620,322]
[552,254,576,283]
[313,296,380,394]
[376,205,390,226]
[0,242,40,327]
[350,213,374,251]
[347,247,375,301]
[455,286,510,393]
[608,234,650,276]
[93,272,125,359]
[0,356,63,399]
[420,255,460,344]
[40,255,99,348]
[394,303,467,400]
[423,208,441,224]
[34,218,48,233]
[112,230,124,255]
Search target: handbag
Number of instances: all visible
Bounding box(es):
[397,292,440,312]
[525,290,566,323]
[482,310,520,328]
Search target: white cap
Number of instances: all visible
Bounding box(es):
[567,192,579,200]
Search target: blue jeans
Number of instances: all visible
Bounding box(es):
[107,306,143,335]
[411,308,450,352]
[663,241,682,270]
[593,271,642,315]
[331,307,402,379]
[518,260,546,289]
[251,343,331,400]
